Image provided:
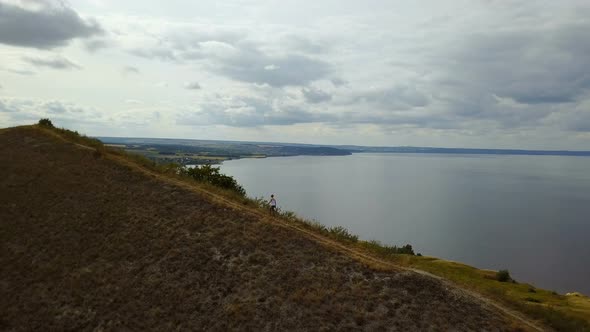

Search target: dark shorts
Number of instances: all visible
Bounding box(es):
[270,205,276,210]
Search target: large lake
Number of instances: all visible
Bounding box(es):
[220,153,590,295]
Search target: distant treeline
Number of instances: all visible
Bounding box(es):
[104,141,352,159]
[99,136,590,158]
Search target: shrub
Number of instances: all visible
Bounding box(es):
[252,196,270,209]
[38,118,54,128]
[158,162,183,174]
[397,244,415,255]
[309,220,328,233]
[327,225,358,242]
[496,269,511,282]
[280,210,298,222]
[182,164,246,196]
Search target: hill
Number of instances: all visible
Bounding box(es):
[0,125,581,331]
[98,136,351,166]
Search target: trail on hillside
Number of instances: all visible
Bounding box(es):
[1,127,535,331]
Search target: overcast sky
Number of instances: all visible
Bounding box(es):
[1,0,590,149]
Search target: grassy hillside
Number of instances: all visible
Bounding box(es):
[1,123,588,330]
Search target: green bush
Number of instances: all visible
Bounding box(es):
[397,244,415,255]
[252,196,270,209]
[496,269,511,282]
[328,225,358,242]
[38,118,54,128]
[362,240,415,255]
[181,164,245,196]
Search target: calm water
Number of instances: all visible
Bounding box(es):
[220,153,590,295]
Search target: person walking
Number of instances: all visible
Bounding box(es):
[269,194,277,215]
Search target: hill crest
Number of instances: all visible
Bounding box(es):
[1,125,584,330]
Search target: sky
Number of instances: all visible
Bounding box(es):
[1,0,590,149]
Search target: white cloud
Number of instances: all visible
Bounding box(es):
[1,0,590,149]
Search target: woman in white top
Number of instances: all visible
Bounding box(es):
[269,194,277,215]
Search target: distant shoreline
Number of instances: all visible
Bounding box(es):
[98,136,590,160]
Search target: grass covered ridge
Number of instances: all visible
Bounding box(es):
[15,120,590,331]
[2,123,518,330]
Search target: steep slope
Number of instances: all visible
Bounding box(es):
[1,127,524,331]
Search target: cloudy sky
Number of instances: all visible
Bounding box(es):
[1,0,590,149]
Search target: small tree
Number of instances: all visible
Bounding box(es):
[497,269,511,282]
[398,244,415,255]
[38,118,54,128]
[183,164,246,196]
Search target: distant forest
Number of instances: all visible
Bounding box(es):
[98,136,590,166]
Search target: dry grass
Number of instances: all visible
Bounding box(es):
[389,255,590,331]
[0,126,524,331]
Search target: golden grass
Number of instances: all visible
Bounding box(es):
[2,124,519,331]
[17,123,590,331]
[388,255,590,331]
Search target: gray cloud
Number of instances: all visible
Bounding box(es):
[267,107,337,126]
[282,35,329,54]
[130,47,176,62]
[84,38,111,52]
[568,117,590,132]
[44,100,84,114]
[130,29,332,87]
[23,55,81,70]
[547,102,590,133]
[380,14,590,134]
[185,81,201,90]
[330,78,347,87]
[349,85,429,111]
[178,95,336,127]
[130,29,245,62]
[2,67,35,75]
[443,23,590,101]
[302,87,332,103]
[212,45,332,87]
[122,65,140,75]
[3,1,589,148]
[0,1,103,49]
[0,97,102,125]
[0,99,16,112]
